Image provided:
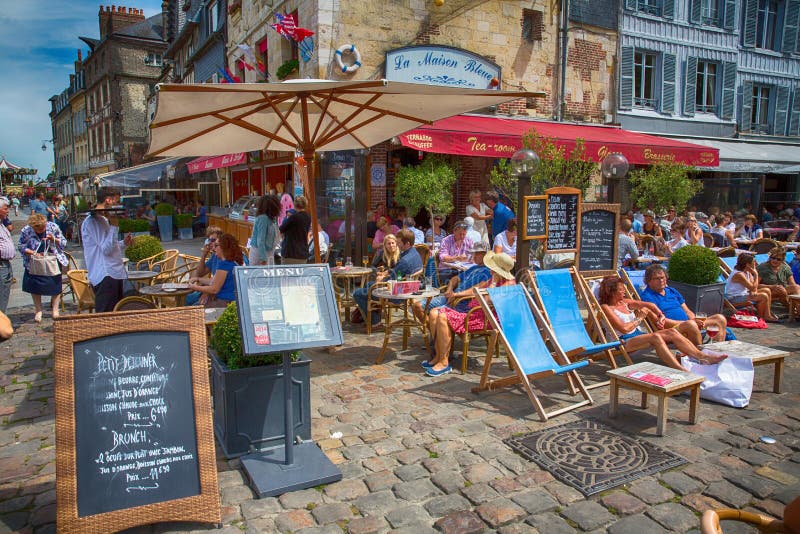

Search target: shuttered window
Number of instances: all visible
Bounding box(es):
[623,0,673,19]
[662,53,676,113]
[774,86,791,135]
[620,46,635,109]
[684,57,698,116]
[721,62,737,119]
[757,0,780,50]
[743,0,759,46]
[788,87,800,135]
[634,51,658,109]
[782,0,800,53]
[751,85,772,133]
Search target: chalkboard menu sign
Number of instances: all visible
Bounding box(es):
[234,264,343,355]
[54,308,220,533]
[522,195,547,240]
[545,187,581,252]
[578,204,620,274]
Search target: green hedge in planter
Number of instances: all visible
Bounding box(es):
[154,202,175,216]
[667,245,720,286]
[210,303,299,369]
[118,218,150,233]
[125,235,164,264]
[174,213,193,228]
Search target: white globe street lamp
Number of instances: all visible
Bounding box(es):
[601,153,629,178]
[510,148,540,272]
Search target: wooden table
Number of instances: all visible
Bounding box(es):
[139,283,193,308]
[703,340,790,393]
[371,287,440,364]
[607,362,704,436]
[331,266,372,322]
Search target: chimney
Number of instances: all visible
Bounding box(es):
[99,4,146,40]
[77,49,82,61]
[161,0,169,41]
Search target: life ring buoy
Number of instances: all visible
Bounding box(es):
[335,44,361,73]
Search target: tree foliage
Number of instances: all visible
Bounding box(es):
[394,155,457,240]
[488,132,596,212]
[629,162,702,213]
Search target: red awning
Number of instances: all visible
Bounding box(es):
[399,115,719,166]
[187,152,247,174]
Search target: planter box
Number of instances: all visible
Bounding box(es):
[670,280,725,316]
[178,227,194,240]
[209,348,311,458]
[157,215,173,242]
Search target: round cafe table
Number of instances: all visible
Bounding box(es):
[139,283,193,308]
[126,270,158,289]
[371,286,441,364]
[331,266,373,322]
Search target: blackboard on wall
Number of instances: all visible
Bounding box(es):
[54,308,220,533]
[578,203,620,274]
[522,195,547,240]
[545,187,581,253]
[235,264,343,355]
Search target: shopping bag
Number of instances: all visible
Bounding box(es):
[681,354,754,408]
[28,243,61,277]
[727,310,767,329]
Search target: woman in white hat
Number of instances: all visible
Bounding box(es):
[424,251,516,376]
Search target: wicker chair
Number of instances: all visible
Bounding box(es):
[414,244,431,267]
[702,232,715,247]
[749,238,780,254]
[113,296,157,311]
[700,494,799,533]
[715,246,737,257]
[66,270,94,314]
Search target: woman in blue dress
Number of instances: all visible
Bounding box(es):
[18,213,68,322]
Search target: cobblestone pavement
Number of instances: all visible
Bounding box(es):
[0,250,798,532]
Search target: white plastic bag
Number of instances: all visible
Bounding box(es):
[681,353,754,408]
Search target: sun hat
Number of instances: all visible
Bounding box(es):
[464,216,475,227]
[695,211,709,220]
[453,219,469,230]
[470,241,489,253]
[483,251,515,280]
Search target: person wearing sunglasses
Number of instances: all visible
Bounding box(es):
[756,247,798,308]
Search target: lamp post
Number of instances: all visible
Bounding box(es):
[510,148,540,272]
[600,153,629,202]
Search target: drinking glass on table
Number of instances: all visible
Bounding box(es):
[362,257,369,268]
[705,320,720,340]
[335,258,343,268]
[346,256,353,267]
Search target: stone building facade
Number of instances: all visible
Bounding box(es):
[226,0,617,215]
[69,6,167,177]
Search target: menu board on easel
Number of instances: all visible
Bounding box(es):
[522,195,547,240]
[545,186,581,253]
[577,203,620,274]
[54,307,220,533]
[234,264,343,355]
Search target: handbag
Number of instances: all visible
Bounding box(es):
[28,242,62,277]
[681,354,754,408]
[727,310,767,329]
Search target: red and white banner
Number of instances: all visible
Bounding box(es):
[187,153,247,174]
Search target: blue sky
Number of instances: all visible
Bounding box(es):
[0,0,164,181]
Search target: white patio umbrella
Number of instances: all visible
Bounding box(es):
[148,79,541,261]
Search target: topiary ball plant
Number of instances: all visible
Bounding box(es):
[667,245,720,286]
[125,235,164,264]
[210,302,299,370]
[154,202,175,216]
[175,213,193,228]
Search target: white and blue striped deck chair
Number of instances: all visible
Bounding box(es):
[472,284,593,421]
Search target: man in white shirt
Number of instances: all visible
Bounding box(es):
[0,196,15,314]
[81,187,132,312]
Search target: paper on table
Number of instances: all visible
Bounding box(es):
[162,282,190,290]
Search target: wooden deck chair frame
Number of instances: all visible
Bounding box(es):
[471,285,593,422]
[527,268,628,390]
[576,271,654,366]
[717,258,758,314]
[444,294,500,375]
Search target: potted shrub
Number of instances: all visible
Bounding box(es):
[277,59,299,80]
[155,202,175,242]
[118,218,150,238]
[125,235,164,265]
[209,303,311,458]
[667,245,725,315]
[175,213,194,240]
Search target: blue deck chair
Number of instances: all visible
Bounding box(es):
[528,269,627,389]
[472,284,593,421]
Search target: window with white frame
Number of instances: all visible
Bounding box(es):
[756,0,779,50]
[634,51,657,108]
[751,85,772,133]
[701,0,719,25]
[145,52,163,67]
[207,0,220,34]
[696,61,717,113]
[638,0,661,16]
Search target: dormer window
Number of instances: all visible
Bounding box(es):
[145,53,163,67]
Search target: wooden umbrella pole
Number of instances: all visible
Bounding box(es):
[305,148,322,264]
